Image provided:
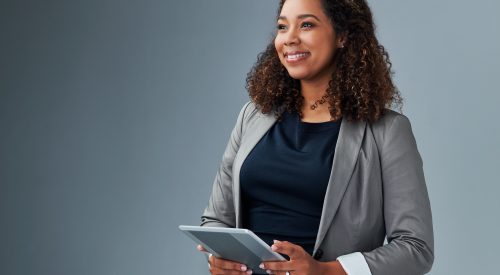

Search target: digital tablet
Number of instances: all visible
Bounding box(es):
[179,225,286,273]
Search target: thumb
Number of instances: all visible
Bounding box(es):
[271,240,303,259]
[197,244,208,253]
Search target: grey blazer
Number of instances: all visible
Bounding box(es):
[201,101,434,275]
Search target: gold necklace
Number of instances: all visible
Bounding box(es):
[310,94,330,110]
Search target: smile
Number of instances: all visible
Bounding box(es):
[285,52,310,62]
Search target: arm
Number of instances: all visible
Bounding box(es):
[361,115,434,275]
[200,101,251,228]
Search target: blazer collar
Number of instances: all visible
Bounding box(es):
[231,110,367,252]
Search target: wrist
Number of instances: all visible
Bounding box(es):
[318,260,347,275]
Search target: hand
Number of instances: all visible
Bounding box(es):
[197,244,253,275]
[260,240,346,275]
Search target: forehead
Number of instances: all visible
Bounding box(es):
[279,0,325,17]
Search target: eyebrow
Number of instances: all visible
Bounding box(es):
[278,14,321,22]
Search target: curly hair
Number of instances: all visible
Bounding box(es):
[245,0,402,122]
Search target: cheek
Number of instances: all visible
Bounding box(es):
[274,37,282,53]
[274,37,285,63]
[314,38,336,58]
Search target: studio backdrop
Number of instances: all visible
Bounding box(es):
[1,0,499,274]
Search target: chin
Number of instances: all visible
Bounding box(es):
[286,69,311,80]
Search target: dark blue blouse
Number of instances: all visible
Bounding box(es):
[240,110,342,257]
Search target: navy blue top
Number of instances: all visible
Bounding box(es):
[240,110,342,258]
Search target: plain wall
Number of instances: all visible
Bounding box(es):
[1,0,499,274]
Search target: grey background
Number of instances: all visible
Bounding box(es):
[1,0,499,274]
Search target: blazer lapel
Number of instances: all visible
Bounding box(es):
[314,118,367,252]
[232,113,277,227]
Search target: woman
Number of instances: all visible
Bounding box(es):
[197,0,434,274]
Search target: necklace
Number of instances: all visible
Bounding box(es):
[310,94,330,110]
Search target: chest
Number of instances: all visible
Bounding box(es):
[240,112,342,209]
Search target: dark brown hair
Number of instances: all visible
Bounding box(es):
[245,0,402,122]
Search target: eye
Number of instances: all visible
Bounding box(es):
[277,24,287,30]
[301,22,314,29]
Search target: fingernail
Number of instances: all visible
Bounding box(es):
[273,239,280,243]
[266,270,272,274]
[197,245,201,250]
[241,265,247,271]
[271,245,277,251]
[259,263,264,269]
[246,270,253,275]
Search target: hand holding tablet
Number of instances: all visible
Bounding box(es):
[179,225,286,274]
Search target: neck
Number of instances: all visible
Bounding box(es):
[301,81,328,102]
[300,77,331,113]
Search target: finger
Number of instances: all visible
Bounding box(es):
[197,244,208,252]
[210,268,252,275]
[259,261,292,273]
[210,266,254,275]
[211,256,249,272]
[271,240,303,259]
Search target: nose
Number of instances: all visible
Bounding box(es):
[284,27,299,46]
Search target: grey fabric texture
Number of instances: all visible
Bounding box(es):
[201,101,434,275]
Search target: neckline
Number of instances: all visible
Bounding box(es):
[292,111,342,132]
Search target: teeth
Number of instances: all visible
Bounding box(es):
[287,53,309,60]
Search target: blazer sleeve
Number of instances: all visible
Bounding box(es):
[361,114,434,275]
[200,101,251,228]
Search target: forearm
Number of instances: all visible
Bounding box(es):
[319,260,347,275]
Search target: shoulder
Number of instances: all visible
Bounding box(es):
[240,100,260,118]
[368,108,417,151]
[237,100,266,125]
[369,108,412,135]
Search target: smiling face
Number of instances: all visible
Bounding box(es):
[275,0,343,82]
